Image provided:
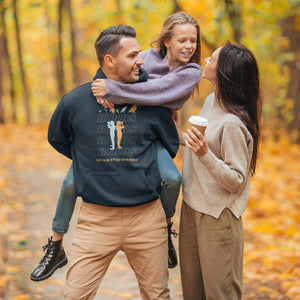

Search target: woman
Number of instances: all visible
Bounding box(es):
[176,42,261,299]
[31,12,202,281]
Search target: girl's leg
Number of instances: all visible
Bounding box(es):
[156,141,182,269]
[52,163,77,235]
[156,141,182,219]
[31,163,77,282]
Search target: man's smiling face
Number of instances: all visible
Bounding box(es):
[113,37,144,83]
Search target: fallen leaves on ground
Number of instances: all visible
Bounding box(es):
[0,124,299,299]
[241,131,300,300]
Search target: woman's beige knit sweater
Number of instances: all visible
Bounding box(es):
[182,93,253,219]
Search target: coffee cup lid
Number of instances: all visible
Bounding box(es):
[188,115,208,126]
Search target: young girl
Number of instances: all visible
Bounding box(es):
[177,42,261,299]
[31,12,202,281]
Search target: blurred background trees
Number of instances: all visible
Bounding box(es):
[0,0,299,140]
[0,2,299,298]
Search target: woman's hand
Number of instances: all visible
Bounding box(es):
[185,127,208,159]
[91,79,114,109]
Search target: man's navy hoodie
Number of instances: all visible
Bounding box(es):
[48,68,179,207]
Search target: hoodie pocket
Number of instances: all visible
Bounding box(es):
[80,170,159,206]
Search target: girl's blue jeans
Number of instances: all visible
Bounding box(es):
[52,142,182,234]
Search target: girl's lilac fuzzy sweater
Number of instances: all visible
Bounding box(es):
[104,48,203,110]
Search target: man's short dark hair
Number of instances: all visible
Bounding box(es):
[95,25,136,66]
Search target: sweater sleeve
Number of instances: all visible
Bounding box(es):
[199,122,253,193]
[104,63,202,110]
[48,98,73,159]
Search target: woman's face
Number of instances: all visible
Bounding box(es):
[203,47,223,86]
[164,23,197,69]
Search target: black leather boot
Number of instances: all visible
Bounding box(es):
[30,237,68,281]
[167,222,178,269]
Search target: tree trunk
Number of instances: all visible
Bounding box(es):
[57,0,66,96]
[0,30,4,123]
[13,0,31,123]
[43,0,61,99]
[281,15,300,142]
[66,0,80,85]
[0,2,16,121]
[172,0,182,13]
[224,0,242,43]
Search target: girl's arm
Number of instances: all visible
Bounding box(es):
[92,63,202,110]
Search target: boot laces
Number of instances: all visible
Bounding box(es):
[40,243,55,264]
[169,228,178,238]
[168,222,179,238]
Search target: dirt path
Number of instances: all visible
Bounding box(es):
[1,124,299,300]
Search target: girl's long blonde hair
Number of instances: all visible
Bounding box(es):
[151,12,201,65]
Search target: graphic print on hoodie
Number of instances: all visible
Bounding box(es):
[96,105,139,161]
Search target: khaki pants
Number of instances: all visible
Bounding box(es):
[64,199,170,300]
[179,201,243,300]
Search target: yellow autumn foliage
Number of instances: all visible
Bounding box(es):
[1,0,299,137]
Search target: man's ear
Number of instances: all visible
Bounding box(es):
[103,54,115,68]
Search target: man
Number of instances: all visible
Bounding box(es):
[48,25,178,299]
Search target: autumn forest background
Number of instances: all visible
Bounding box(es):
[0,0,300,299]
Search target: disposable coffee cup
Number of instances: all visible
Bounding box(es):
[188,116,208,135]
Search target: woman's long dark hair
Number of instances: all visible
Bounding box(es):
[215,42,261,176]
